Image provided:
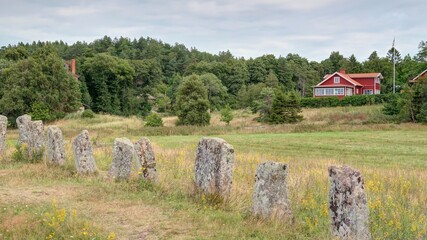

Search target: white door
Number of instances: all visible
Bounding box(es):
[346,88,353,96]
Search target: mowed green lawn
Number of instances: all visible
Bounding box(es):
[151,128,427,169]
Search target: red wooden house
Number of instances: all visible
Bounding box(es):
[409,69,427,83]
[313,69,383,99]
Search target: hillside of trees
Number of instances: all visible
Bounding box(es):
[0,36,427,123]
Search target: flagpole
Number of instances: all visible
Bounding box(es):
[393,38,396,94]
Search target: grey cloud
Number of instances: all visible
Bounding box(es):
[0,0,425,61]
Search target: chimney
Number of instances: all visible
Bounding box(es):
[339,68,346,74]
[71,59,76,75]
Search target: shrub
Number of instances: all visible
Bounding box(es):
[12,144,44,163]
[144,113,163,127]
[301,94,397,108]
[81,109,95,118]
[31,102,54,122]
[220,105,234,125]
[383,94,401,115]
[416,103,427,122]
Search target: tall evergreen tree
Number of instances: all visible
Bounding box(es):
[176,74,210,126]
[269,91,303,124]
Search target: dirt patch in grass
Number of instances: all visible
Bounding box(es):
[0,171,211,239]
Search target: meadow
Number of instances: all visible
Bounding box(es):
[1,105,426,239]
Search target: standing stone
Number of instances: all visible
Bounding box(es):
[252,162,291,219]
[0,115,7,154]
[194,137,234,198]
[16,115,45,159]
[46,126,66,166]
[28,120,44,158]
[73,130,97,174]
[108,138,134,180]
[134,137,158,182]
[328,166,371,240]
[16,114,32,146]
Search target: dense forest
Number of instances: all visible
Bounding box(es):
[0,36,426,123]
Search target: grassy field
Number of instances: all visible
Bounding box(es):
[1,106,427,239]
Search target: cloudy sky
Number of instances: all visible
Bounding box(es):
[0,0,424,61]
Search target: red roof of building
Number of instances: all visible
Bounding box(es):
[348,73,382,79]
[319,72,361,86]
[409,69,427,83]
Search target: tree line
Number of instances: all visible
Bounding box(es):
[0,36,426,125]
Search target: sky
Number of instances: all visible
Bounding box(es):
[0,0,425,61]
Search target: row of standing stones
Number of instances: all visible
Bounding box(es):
[0,114,371,240]
[195,137,370,240]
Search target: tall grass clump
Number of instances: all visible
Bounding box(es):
[12,144,44,163]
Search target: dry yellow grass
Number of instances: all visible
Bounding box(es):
[1,107,427,239]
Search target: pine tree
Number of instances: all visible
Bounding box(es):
[285,91,303,123]
[269,91,303,124]
[269,92,287,124]
[176,74,210,126]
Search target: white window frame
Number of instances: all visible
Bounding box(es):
[317,87,345,96]
[364,89,373,95]
[325,88,334,95]
[334,77,340,84]
[375,90,380,94]
[315,88,324,96]
[335,88,344,95]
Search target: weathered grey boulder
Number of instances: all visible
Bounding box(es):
[0,115,7,154]
[72,130,97,174]
[108,137,134,180]
[28,120,44,158]
[252,162,291,219]
[16,115,45,159]
[194,137,234,198]
[16,114,32,146]
[134,137,158,182]
[328,166,371,240]
[46,126,66,166]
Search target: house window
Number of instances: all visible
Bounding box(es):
[317,88,345,96]
[356,89,359,94]
[335,88,344,95]
[315,88,324,96]
[375,90,380,94]
[375,78,380,84]
[334,77,340,84]
[364,89,373,95]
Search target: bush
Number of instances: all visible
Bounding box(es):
[144,113,163,127]
[30,102,54,122]
[301,94,397,108]
[220,105,234,125]
[383,94,401,115]
[81,109,95,118]
[12,144,44,163]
